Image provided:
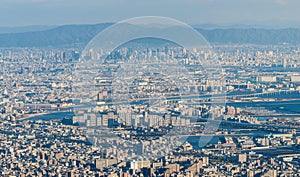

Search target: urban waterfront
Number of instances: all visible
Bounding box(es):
[1,4,300,175]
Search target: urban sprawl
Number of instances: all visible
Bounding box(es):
[1,44,300,176]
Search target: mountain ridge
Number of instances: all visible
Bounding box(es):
[0,23,300,47]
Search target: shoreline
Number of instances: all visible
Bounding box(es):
[17,111,74,122]
[18,112,50,121]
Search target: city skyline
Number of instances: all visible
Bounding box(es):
[1,1,300,176]
[1,43,300,176]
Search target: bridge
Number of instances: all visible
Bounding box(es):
[277,154,300,158]
[100,90,300,105]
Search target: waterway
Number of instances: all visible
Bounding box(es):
[19,91,300,149]
[20,111,74,121]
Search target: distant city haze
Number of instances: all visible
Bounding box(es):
[0,0,300,28]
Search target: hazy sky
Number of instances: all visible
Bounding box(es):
[0,0,300,27]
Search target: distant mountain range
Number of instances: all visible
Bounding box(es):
[0,23,300,47]
[0,23,113,48]
[0,25,57,34]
